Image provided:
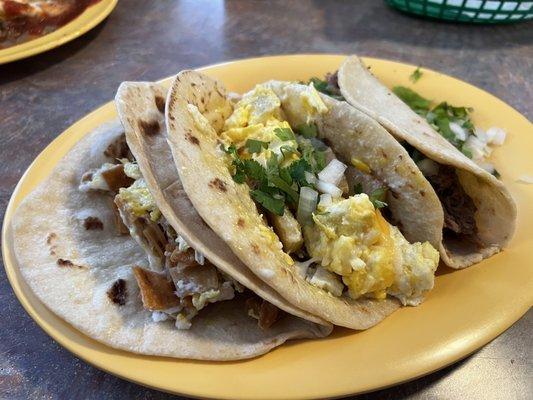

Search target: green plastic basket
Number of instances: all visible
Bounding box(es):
[385,0,533,23]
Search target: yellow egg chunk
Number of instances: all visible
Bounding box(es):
[220,85,301,166]
[304,195,439,304]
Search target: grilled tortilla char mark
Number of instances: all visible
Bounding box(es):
[83,216,103,230]
[107,279,127,306]
[132,266,180,310]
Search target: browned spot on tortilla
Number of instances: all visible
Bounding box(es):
[191,82,197,87]
[169,115,175,121]
[200,96,205,104]
[138,119,160,136]
[57,258,85,269]
[251,244,260,255]
[83,216,103,230]
[107,279,127,306]
[46,233,57,244]
[420,190,426,197]
[209,178,227,192]
[380,148,388,159]
[185,131,200,145]
[237,218,245,228]
[398,154,403,160]
[154,95,165,113]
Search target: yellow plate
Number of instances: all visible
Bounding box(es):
[0,0,117,65]
[2,55,533,399]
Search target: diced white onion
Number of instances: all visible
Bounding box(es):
[487,127,506,146]
[416,158,439,177]
[304,171,317,185]
[474,127,488,143]
[176,235,190,252]
[194,250,205,265]
[464,135,487,161]
[316,179,342,198]
[318,193,332,207]
[297,186,318,225]
[317,159,347,185]
[449,122,467,141]
[517,175,533,184]
[151,311,169,322]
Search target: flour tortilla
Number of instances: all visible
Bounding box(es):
[115,80,328,325]
[338,55,517,268]
[164,71,451,329]
[12,121,331,361]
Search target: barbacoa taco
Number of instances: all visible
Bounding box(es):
[11,85,331,361]
[165,70,442,330]
[333,56,517,268]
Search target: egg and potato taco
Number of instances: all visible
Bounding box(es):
[165,70,442,329]
[11,82,331,361]
[334,56,517,268]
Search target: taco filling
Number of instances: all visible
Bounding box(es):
[311,72,501,252]
[195,83,440,306]
[79,135,282,329]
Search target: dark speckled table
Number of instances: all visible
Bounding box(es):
[1,1,532,399]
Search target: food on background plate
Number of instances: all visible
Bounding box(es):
[0,0,102,49]
[11,83,330,361]
[311,55,516,269]
[166,70,442,330]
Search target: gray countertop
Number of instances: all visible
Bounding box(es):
[1,1,531,399]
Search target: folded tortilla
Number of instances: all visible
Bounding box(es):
[164,71,449,329]
[12,120,330,360]
[337,56,517,268]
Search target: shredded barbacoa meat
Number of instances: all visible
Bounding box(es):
[428,165,478,239]
[104,134,133,160]
[245,297,282,330]
[325,71,342,97]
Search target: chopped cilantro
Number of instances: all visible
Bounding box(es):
[251,190,285,216]
[242,159,265,181]
[394,88,476,158]
[279,167,293,185]
[288,158,312,186]
[245,139,268,154]
[309,77,345,101]
[410,67,423,83]
[353,183,363,195]
[461,145,473,159]
[232,169,245,184]
[269,175,299,203]
[274,127,295,141]
[280,145,298,158]
[392,86,431,115]
[369,187,388,209]
[295,123,318,138]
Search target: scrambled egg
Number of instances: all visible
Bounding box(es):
[220,84,328,168]
[304,195,439,304]
[117,179,161,221]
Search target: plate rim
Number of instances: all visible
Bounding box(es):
[2,54,532,400]
[0,0,118,65]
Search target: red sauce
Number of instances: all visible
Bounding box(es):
[1,0,103,48]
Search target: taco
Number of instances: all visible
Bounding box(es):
[165,70,441,329]
[335,55,517,268]
[11,86,331,361]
